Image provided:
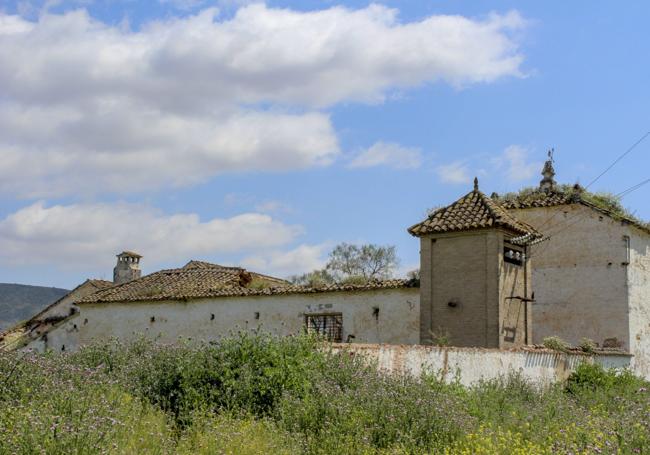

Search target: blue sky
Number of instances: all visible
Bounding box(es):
[1,0,649,289]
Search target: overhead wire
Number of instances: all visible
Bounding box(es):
[528,178,649,261]
[615,177,650,199]
[584,131,650,189]
[522,130,650,259]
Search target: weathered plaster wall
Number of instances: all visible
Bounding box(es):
[34,288,420,352]
[511,204,631,349]
[628,231,650,378]
[333,343,633,386]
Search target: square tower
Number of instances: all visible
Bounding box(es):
[408,178,542,348]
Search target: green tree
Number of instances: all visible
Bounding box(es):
[326,243,398,281]
[288,269,335,287]
[288,243,399,286]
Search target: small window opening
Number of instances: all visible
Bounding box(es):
[305,313,343,342]
[150,316,155,323]
[623,235,630,265]
[254,312,260,320]
[504,243,524,266]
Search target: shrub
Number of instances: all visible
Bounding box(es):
[542,336,570,352]
[75,332,326,425]
[566,362,643,395]
[578,337,597,354]
[430,327,451,347]
[277,352,473,453]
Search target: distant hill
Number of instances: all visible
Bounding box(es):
[0,283,69,332]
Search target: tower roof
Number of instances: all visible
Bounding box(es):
[117,251,142,258]
[408,180,542,239]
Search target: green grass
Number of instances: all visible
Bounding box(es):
[1,333,648,454]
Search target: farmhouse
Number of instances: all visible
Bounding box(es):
[1,154,649,379]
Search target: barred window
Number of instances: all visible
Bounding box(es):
[305,313,343,342]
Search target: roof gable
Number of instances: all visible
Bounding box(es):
[499,188,650,235]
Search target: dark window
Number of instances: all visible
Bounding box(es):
[305,313,343,342]
[504,244,524,266]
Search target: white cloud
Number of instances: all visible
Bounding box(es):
[0,106,338,197]
[0,201,302,269]
[254,200,292,214]
[0,5,526,196]
[492,145,541,182]
[159,0,208,11]
[348,141,422,169]
[241,243,328,277]
[435,161,471,184]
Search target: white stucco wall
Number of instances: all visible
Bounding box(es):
[334,343,633,386]
[510,204,632,349]
[628,231,650,378]
[34,288,420,352]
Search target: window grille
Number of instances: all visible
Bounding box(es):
[305,313,343,342]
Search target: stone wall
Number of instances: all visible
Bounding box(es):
[332,343,633,385]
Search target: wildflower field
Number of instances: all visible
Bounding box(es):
[0,334,648,454]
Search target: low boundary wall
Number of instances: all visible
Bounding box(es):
[331,343,632,386]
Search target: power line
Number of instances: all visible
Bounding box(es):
[585,131,650,189]
[615,177,650,199]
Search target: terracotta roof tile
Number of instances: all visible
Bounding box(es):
[408,188,542,238]
[182,260,243,271]
[80,262,416,304]
[499,190,576,210]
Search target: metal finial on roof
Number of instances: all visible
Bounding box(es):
[473,177,479,191]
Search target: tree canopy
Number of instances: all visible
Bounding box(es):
[289,243,399,286]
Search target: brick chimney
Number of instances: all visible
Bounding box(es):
[113,251,142,284]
